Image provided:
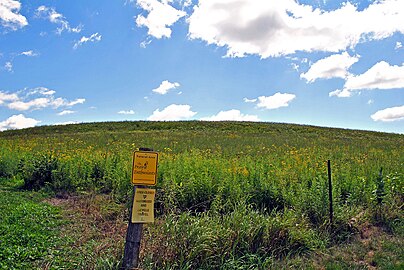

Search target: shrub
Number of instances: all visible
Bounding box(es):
[20,154,58,191]
[0,158,13,178]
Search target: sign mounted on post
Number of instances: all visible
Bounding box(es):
[131,151,158,186]
[131,188,155,223]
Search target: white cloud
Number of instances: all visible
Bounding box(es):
[39,89,55,95]
[0,114,40,131]
[371,105,404,122]
[291,63,299,71]
[328,89,351,97]
[345,62,404,90]
[301,52,359,82]
[20,50,39,57]
[73,33,102,49]
[58,110,75,116]
[53,121,79,126]
[182,0,192,8]
[1,87,85,111]
[66,98,86,106]
[140,39,152,48]
[27,87,55,96]
[8,97,50,111]
[4,61,12,72]
[148,104,196,120]
[118,110,135,115]
[0,91,18,104]
[200,109,259,121]
[395,42,402,50]
[256,92,296,110]
[136,0,186,39]
[330,61,404,97]
[0,0,28,30]
[152,80,180,94]
[188,0,404,58]
[243,97,257,103]
[367,99,374,105]
[36,5,82,35]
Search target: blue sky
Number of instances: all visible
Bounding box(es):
[0,0,403,133]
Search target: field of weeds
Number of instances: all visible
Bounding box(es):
[0,121,403,269]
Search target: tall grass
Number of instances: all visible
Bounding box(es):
[0,121,402,267]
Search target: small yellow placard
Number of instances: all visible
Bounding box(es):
[132,151,158,186]
[131,188,155,223]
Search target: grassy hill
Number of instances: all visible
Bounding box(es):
[0,121,403,269]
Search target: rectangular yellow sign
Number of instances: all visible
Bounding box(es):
[131,188,155,223]
[132,151,158,186]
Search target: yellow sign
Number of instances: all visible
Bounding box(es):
[131,188,155,223]
[132,151,158,185]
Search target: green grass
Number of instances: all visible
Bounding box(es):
[0,178,125,269]
[0,178,62,269]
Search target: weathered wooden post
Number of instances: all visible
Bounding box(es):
[122,147,158,270]
[122,185,143,269]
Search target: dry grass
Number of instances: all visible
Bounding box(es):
[46,194,128,269]
[310,221,403,270]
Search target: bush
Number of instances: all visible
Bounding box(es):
[20,154,58,191]
[51,163,75,193]
[0,158,13,178]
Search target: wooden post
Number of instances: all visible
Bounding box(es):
[122,185,143,269]
[327,160,333,226]
[122,147,153,270]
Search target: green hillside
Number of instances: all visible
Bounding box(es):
[0,121,403,269]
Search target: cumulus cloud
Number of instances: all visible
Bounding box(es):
[36,5,82,35]
[152,80,180,94]
[301,52,359,82]
[0,114,40,131]
[118,110,135,115]
[256,92,296,110]
[148,104,196,120]
[136,0,186,39]
[0,0,28,30]
[200,109,259,121]
[0,87,85,111]
[188,0,404,58]
[73,33,102,49]
[371,105,404,122]
[330,61,404,97]
[395,42,402,50]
